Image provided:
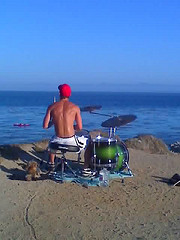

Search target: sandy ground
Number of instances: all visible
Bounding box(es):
[0,140,180,240]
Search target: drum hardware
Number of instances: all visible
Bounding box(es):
[75,129,90,138]
[89,120,132,173]
[80,105,102,113]
[92,140,97,171]
[81,104,136,173]
[108,127,117,138]
[49,143,81,182]
[57,152,78,181]
[81,105,137,126]
[85,110,136,174]
[81,105,113,117]
[89,112,112,117]
[47,105,136,182]
[101,115,137,128]
[91,136,119,171]
[124,161,132,175]
[91,137,130,172]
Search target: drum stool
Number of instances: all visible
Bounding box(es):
[48,142,81,181]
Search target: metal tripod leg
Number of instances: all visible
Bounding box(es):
[124,161,132,176]
[59,154,77,179]
[64,160,78,177]
[77,152,81,165]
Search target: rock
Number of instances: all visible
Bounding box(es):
[124,135,170,154]
[0,145,20,160]
[169,141,180,153]
[169,173,180,184]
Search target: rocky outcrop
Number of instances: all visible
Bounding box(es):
[124,135,171,154]
[169,141,180,153]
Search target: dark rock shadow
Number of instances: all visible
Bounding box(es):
[0,144,35,163]
[0,165,26,180]
[152,174,180,186]
[0,140,83,181]
[0,165,49,181]
[0,143,48,171]
[152,175,171,185]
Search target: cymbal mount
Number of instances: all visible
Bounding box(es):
[108,127,117,138]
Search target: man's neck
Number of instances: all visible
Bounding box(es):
[60,97,69,101]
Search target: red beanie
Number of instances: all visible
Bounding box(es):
[58,84,71,97]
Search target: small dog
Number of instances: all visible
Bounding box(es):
[25,161,40,181]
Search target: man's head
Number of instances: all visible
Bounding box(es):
[58,84,71,98]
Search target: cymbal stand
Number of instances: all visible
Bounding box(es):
[108,127,117,138]
[124,160,132,175]
[92,140,97,171]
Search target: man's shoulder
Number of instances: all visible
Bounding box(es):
[48,102,56,109]
[68,101,80,110]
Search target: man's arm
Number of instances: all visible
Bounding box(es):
[43,106,53,129]
[74,107,82,131]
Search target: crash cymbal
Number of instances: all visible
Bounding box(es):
[80,105,102,112]
[101,115,137,128]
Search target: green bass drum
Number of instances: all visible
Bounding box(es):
[92,137,129,170]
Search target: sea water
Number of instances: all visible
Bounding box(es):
[0,91,180,145]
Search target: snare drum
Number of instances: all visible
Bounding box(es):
[92,137,129,171]
[75,129,89,138]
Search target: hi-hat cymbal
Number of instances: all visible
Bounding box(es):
[80,105,102,112]
[101,114,137,128]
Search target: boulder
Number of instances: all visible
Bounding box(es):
[124,135,170,154]
[169,141,180,153]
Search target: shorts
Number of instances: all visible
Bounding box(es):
[49,135,89,150]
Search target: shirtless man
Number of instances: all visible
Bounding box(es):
[43,84,89,170]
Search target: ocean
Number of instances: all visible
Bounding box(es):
[0,91,180,145]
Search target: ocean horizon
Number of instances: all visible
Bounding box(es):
[0,91,180,145]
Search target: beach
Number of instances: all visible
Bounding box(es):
[0,139,180,240]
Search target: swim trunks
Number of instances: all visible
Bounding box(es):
[49,135,89,150]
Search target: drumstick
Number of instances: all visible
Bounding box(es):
[90,111,112,117]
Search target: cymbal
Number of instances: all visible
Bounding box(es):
[80,105,102,112]
[101,114,137,128]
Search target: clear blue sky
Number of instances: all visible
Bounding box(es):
[0,0,180,92]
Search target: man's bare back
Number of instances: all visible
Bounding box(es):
[43,98,82,137]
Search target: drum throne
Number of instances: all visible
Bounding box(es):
[48,142,81,181]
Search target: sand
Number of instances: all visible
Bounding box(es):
[0,140,180,240]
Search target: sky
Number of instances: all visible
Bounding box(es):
[0,0,180,92]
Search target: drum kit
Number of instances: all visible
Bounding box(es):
[50,105,137,184]
[81,105,136,174]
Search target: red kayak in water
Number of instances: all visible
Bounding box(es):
[13,123,30,127]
